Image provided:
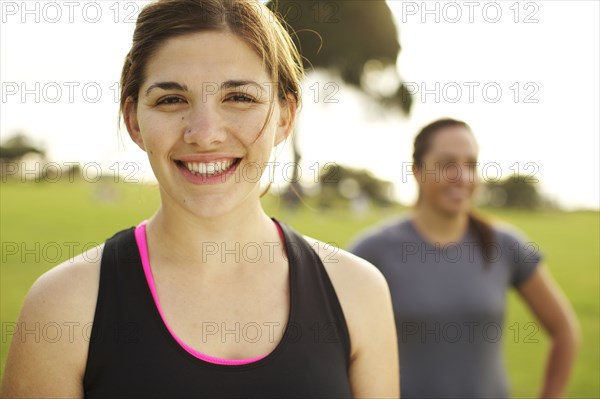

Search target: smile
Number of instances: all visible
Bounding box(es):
[179,159,240,176]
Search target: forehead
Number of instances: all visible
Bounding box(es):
[143,31,268,86]
[426,126,479,159]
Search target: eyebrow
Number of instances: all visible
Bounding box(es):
[436,155,479,163]
[145,82,189,96]
[220,80,266,93]
[144,80,266,96]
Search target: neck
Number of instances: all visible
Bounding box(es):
[145,192,280,266]
[412,201,470,245]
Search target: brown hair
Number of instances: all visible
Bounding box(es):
[412,118,495,266]
[119,0,304,119]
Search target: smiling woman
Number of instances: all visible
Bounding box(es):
[0,1,398,398]
[126,31,288,212]
[349,118,580,398]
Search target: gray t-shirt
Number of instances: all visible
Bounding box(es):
[348,217,542,399]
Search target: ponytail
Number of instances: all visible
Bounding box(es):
[468,211,495,268]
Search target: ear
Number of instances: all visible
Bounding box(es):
[274,94,297,147]
[123,97,146,151]
[412,162,423,185]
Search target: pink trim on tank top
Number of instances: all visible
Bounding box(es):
[134,220,275,366]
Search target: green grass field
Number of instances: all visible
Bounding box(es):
[1,180,598,397]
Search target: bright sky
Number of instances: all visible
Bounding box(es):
[1,1,598,210]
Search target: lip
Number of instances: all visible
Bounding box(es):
[446,187,470,202]
[175,153,241,163]
[174,157,241,185]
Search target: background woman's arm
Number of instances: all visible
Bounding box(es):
[517,264,581,399]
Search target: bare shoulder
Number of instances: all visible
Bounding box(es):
[303,235,389,296]
[0,244,104,398]
[23,244,104,323]
[303,236,399,396]
[302,236,393,353]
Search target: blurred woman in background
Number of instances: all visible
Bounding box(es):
[350,118,580,398]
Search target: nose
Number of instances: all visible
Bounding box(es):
[443,162,476,185]
[456,162,478,185]
[183,103,227,147]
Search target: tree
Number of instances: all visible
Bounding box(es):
[482,175,541,209]
[318,163,394,208]
[0,133,47,180]
[266,0,413,206]
[0,133,45,162]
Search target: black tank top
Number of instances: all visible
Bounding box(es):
[83,219,352,398]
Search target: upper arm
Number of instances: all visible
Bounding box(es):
[503,229,543,288]
[517,264,580,341]
[0,249,102,398]
[308,238,399,398]
[345,261,399,399]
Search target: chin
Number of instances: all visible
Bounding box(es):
[439,200,471,216]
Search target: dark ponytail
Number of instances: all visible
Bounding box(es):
[467,212,495,267]
[413,118,495,268]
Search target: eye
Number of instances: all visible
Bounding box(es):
[156,96,186,105]
[226,93,256,103]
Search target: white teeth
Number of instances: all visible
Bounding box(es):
[448,187,468,199]
[182,160,236,176]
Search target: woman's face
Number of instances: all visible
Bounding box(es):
[124,31,294,218]
[415,126,479,216]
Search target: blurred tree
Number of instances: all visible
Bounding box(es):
[0,133,45,162]
[317,163,394,208]
[266,0,412,206]
[483,175,541,209]
[0,132,47,180]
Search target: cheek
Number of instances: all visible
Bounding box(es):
[138,114,180,150]
[423,177,452,204]
[237,116,277,149]
[442,165,461,182]
[471,175,480,189]
[420,176,440,195]
[429,181,446,199]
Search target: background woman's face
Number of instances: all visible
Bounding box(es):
[415,126,479,216]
